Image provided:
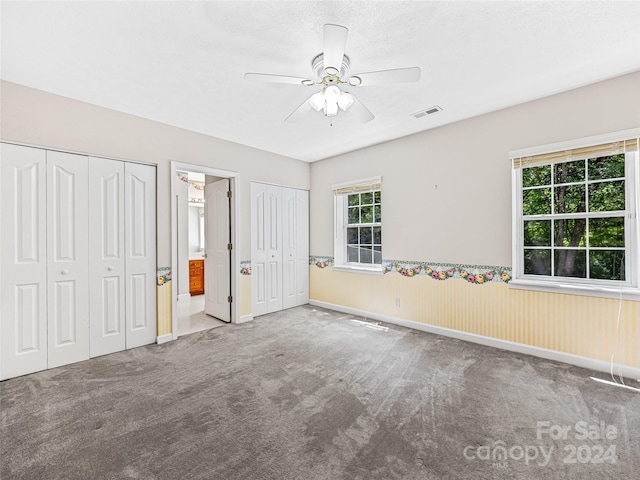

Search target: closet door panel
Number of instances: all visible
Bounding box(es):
[251,183,268,317]
[295,189,309,306]
[266,185,283,313]
[0,144,48,380]
[282,187,297,309]
[47,150,90,369]
[89,158,126,357]
[125,163,156,349]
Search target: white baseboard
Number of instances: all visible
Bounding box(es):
[236,314,254,324]
[156,333,174,345]
[177,293,190,303]
[309,299,640,380]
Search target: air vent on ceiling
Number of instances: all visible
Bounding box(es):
[412,105,442,119]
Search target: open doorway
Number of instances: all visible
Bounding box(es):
[170,162,239,340]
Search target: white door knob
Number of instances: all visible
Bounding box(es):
[61,270,69,275]
[107,267,114,271]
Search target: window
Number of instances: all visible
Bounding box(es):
[511,130,639,297]
[333,177,383,273]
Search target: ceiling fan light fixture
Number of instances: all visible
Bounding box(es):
[324,85,340,101]
[324,100,339,117]
[337,91,354,111]
[309,92,325,111]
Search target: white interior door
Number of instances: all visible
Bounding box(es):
[204,179,231,322]
[266,185,283,313]
[46,150,90,369]
[89,157,126,357]
[295,189,310,306]
[0,144,48,380]
[251,182,268,317]
[282,187,297,309]
[124,162,156,349]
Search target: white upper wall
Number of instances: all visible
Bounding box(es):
[310,71,640,266]
[0,80,311,266]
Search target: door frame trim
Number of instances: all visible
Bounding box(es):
[170,161,240,340]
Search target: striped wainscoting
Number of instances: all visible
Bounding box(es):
[157,267,172,337]
[309,267,638,369]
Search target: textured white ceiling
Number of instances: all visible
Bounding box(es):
[2,1,639,162]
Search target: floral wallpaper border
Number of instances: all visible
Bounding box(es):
[240,260,252,276]
[157,266,172,286]
[160,259,510,283]
[309,256,512,284]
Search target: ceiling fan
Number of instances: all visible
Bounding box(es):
[244,24,421,123]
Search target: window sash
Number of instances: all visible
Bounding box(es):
[512,138,638,291]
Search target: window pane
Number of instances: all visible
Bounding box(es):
[348,207,360,224]
[361,192,373,205]
[373,226,382,245]
[360,227,372,244]
[347,227,359,245]
[589,217,624,247]
[374,191,381,204]
[588,154,624,181]
[348,194,360,206]
[554,219,586,247]
[554,184,585,214]
[522,165,551,188]
[524,220,551,246]
[524,249,551,275]
[554,250,586,278]
[588,180,625,212]
[361,205,373,223]
[347,246,359,263]
[590,251,625,281]
[523,188,551,215]
[374,205,381,223]
[373,246,382,264]
[554,159,585,184]
[360,246,372,264]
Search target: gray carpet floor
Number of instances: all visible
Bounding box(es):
[1,305,639,480]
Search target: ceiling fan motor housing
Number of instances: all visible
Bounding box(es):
[312,53,351,84]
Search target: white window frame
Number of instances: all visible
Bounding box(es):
[333,176,384,274]
[510,129,640,299]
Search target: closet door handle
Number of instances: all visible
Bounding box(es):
[107,267,114,271]
[61,269,69,275]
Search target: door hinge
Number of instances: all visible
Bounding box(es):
[227,243,232,250]
[227,295,233,303]
[227,190,232,198]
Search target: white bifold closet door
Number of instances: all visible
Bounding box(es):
[0,144,49,379]
[89,159,156,354]
[89,158,126,357]
[124,162,157,349]
[283,188,309,309]
[251,182,308,318]
[46,151,90,369]
[1,144,156,380]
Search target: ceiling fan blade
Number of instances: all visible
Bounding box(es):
[348,93,375,123]
[245,73,313,85]
[323,24,348,73]
[284,96,314,123]
[350,67,421,86]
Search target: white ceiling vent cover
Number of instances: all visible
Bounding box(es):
[412,105,442,118]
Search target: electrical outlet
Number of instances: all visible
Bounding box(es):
[395,298,400,307]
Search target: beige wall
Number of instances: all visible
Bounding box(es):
[0,80,311,267]
[309,71,640,265]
